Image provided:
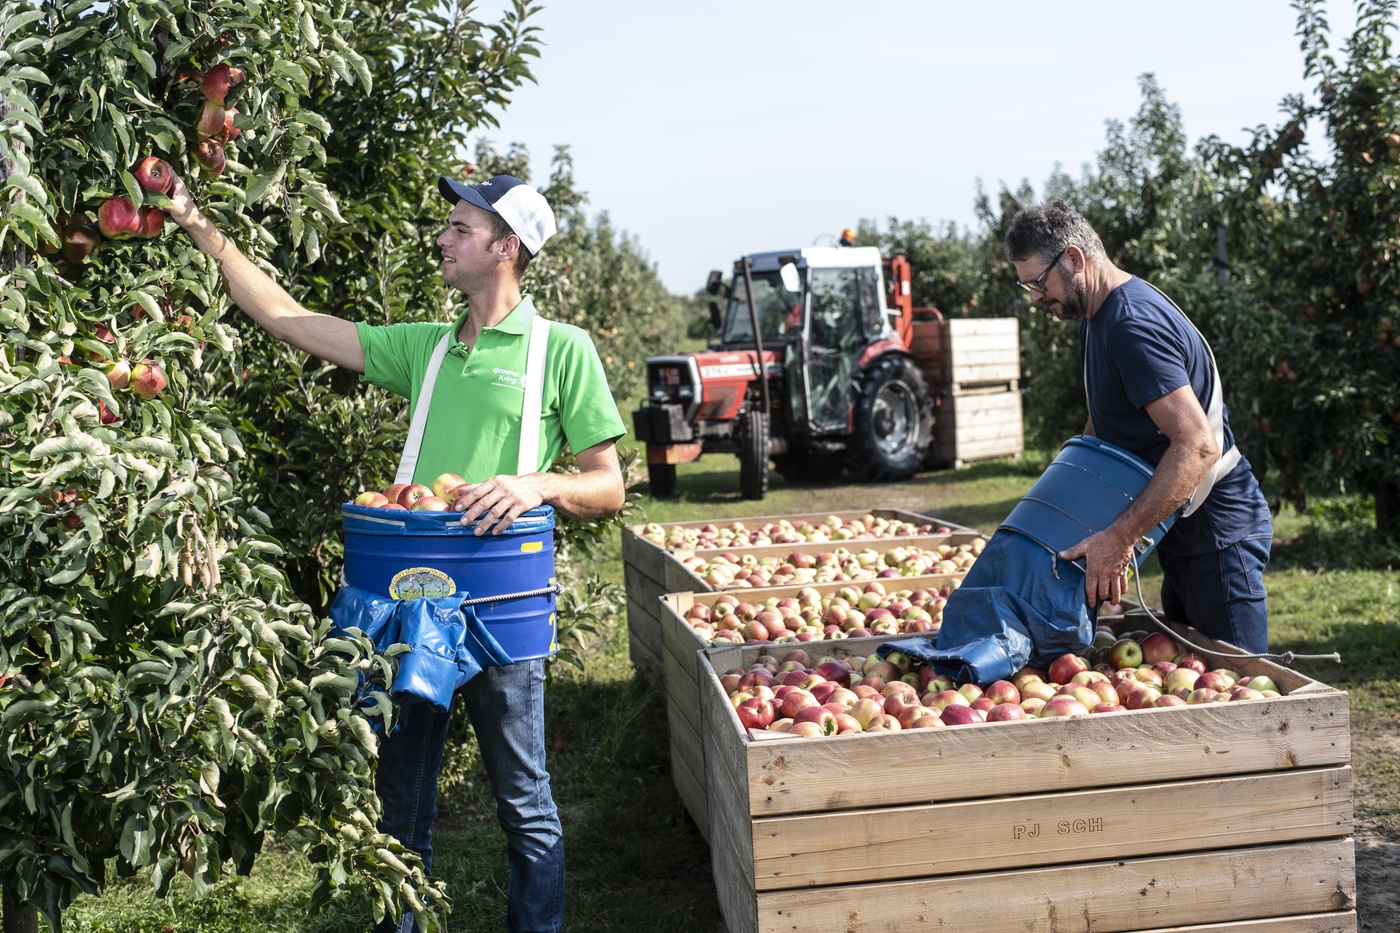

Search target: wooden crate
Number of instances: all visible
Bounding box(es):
[621,509,976,680]
[932,384,1024,468]
[911,317,1021,389]
[699,627,1355,933]
[657,574,966,840]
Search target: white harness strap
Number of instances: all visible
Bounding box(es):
[394,305,552,485]
[1084,281,1241,518]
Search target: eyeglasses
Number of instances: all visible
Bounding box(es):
[1016,247,1066,295]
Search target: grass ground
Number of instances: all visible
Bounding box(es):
[58,446,1400,933]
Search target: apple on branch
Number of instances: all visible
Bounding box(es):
[129,360,167,400]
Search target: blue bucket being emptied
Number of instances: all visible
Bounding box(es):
[341,503,559,661]
[1000,435,1178,566]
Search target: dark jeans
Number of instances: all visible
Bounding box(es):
[1158,521,1272,655]
[374,658,564,933]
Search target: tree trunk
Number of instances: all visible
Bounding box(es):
[1,885,38,933]
[1376,480,1400,542]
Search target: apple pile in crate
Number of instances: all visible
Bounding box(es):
[686,581,958,646]
[639,513,952,549]
[725,629,1284,738]
[351,472,470,511]
[681,539,985,590]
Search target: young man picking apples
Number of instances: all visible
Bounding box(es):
[1005,201,1271,654]
[166,171,625,933]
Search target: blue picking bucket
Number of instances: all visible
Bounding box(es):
[1000,435,1178,565]
[340,503,558,661]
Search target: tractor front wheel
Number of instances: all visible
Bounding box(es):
[647,462,677,498]
[850,355,933,482]
[737,409,770,500]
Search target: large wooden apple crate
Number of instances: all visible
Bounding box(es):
[698,627,1355,933]
[657,575,967,842]
[620,509,976,679]
[911,316,1025,469]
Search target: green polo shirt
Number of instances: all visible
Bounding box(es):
[356,296,625,485]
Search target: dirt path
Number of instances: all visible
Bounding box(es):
[1354,721,1400,932]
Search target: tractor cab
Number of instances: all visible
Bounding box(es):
[635,240,933,500]
[711,247,900,434]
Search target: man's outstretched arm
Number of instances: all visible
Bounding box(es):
[166,175,365,372]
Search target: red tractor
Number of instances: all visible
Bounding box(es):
[633,242,944,498]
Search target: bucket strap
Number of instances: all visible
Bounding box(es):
[1084,281,1240,518]
[394,301,552,485]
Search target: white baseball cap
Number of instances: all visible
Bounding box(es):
[438,174,557,254]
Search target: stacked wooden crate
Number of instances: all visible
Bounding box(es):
[698,625,1356,933]
[911,316,1024,468]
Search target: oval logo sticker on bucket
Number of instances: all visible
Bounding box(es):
[389,567,457,600]
[520,541,543,554]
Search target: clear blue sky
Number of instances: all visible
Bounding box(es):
[480,1,1386,295]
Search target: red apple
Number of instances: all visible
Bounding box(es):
[383,483,408,503]
[137,206,166,238]
[986,702,1028,722]
[129,360,167,400]
[397,484,432,507]
[1047,653,1090,686]
[940,704,983,727]
[792,705,837,735]
[97,197,143,239]
[735,697,775,730]
[1140,632,1180,665]
[133,157,174,194]
[410,496,449,511]
[201,63,246,103]
[1036,696,1090,718]
[353,490,390,508]
[196,100,227,140]
[194,138,226,178]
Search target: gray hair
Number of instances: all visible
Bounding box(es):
[1004,200,1107,264]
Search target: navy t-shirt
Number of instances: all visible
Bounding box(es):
[1081,277,1270,557]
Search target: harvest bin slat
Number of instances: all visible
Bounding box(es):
[698,628,1354,933]
[752,766,1352,889]
[752,839,1355,933]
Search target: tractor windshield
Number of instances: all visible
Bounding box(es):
[722,271,802,345]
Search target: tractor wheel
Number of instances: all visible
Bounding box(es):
[647,462,677,498]
[737,409,770,500]
[773,449,844,484]
[849,354,933,481]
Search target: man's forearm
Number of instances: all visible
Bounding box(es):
[1105,439,1214,551]
[166,176,365,370]
[533,466,625,520]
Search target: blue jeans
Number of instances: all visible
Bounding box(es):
[1157,523,1272,655]
[374,658,565,933]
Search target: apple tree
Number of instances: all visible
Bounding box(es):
[0,0,556,929]
[1204,0,1400,538]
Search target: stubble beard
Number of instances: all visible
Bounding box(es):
[1046,272,1089,322]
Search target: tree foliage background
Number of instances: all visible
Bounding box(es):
[858,0,1400,539]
